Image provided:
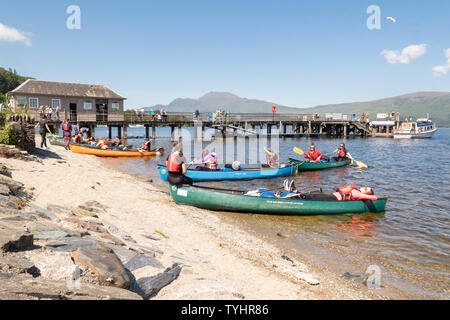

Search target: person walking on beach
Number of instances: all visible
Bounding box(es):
[166,141,193,186]
[61,118,72,150]
[35,114,52,148]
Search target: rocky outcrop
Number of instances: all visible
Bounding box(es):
[72,245,131,289]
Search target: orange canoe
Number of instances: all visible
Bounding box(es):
[69,144,164,157]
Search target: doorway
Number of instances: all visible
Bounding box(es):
[96,99,108,122]
[69,103,77,122]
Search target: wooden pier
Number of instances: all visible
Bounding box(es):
[43,112,399,140]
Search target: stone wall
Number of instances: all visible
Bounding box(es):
[4,114,35,153]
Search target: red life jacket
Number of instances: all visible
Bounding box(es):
[62,122,71,131]
[205,158,218,169]
[338,148,347,158]
[143,142,150,150]
[167,152,181,173]
[336,184,359,200]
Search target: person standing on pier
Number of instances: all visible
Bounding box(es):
[166,141,193,186]
[61,119,72,150]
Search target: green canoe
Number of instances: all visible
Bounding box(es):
[169,185,387,216]
[288,157,350,171]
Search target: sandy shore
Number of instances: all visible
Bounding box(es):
[2,141,389,300]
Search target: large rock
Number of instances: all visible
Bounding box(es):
[46,204,74,218]
[0,175,24,195]
[26,203,59,221]
[72,207,99,218]
[26,221,81,238]
[25,251,78,281]
[0,276,142,300]
[0,224,33,252]
[124,253,163,272]
[46,237,98,252]
[0,213,37,222]
[72,244,131,289]
[135,263,182,299]
[0,256,37,275]
[33,231,69,240]
[0,183,11,196]
[0,165,12,178]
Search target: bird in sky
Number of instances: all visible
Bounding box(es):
[386,17,397,23]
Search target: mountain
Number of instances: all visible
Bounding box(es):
[148,91,450,128]
[161,92,300,113]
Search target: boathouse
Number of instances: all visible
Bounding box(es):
[7,79,126,123]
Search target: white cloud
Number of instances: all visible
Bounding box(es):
[381,44,427,64]
[432,48,450,76]
[0,23,32,46]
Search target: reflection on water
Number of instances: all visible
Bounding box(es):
[97,126,450,299]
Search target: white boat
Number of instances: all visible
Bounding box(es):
[394,117,437,139]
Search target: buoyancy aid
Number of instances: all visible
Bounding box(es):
[268,153,279,167]
[62,122,71,132]
[98,138,108,148]
[167,152,181,173]
[336,184,359,200]
[205,157,218,169]
[338,148,347,158]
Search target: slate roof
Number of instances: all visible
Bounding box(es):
[8,79,126,100]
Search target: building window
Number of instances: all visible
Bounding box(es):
[84,101,93,110]
[51,99,61,109]
[17,96,27,107]
[29,97,38,109]
[112,102,120,111]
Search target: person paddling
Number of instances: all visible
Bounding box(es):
[191,149,218,170]
[332,143,353,162]
[264,147,279,168]
[304,143,324,163]
[96,137,109,150]
[60,119,72,150]
[166,141,193,186]
[139,138,151,152]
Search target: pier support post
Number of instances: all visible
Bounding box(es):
[308,121,312,136]
[123,124,128,143]
[170,126,175,141]
[152,125,156,140]
[118,126,122,139]
[145,125,150,139]
[343,124,347,137]
[319,123,323,135]
[178,125,182,141]
[90,125,96,139]
[108,126,112,140]
[201,124,205,140]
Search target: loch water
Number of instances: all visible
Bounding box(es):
[97,126,450,299]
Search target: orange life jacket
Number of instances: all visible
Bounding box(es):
[167,152,181,173]
[336,184,359,200]
[338,148,347,158]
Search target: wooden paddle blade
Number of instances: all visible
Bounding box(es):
[293,147,304,155]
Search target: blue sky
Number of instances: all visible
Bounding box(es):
[1,0,450,109]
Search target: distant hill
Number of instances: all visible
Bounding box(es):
[307,92,450,128]
[153,92,300,113]
[0,67,32,97]
[146,91,450,128]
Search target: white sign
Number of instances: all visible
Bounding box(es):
[377,113,388,119]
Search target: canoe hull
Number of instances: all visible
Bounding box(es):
[289,158,350,171]
[158,165,297,182]
[70,144,164,157]
[169,185,387,215]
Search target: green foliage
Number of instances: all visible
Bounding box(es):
[0,67,32,95]
[0,123,23,145]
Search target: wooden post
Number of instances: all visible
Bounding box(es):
[91,125,96,138]
[343,124,347,137]
[178,125,182,141]
[171,126,175,141]
[118,126,122,139]
[123,124,128,143]
[201,124,205,140]
[108,126,112,140]
[308,121,312,136]
[145,125,150,139]
[152,125,156,140]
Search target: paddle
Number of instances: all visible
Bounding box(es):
[293,147,304,155]
[350,159,369,169]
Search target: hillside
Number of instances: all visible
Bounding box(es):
[307,92,450,128]
[150,91,450,128]
[0,67,32,97]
